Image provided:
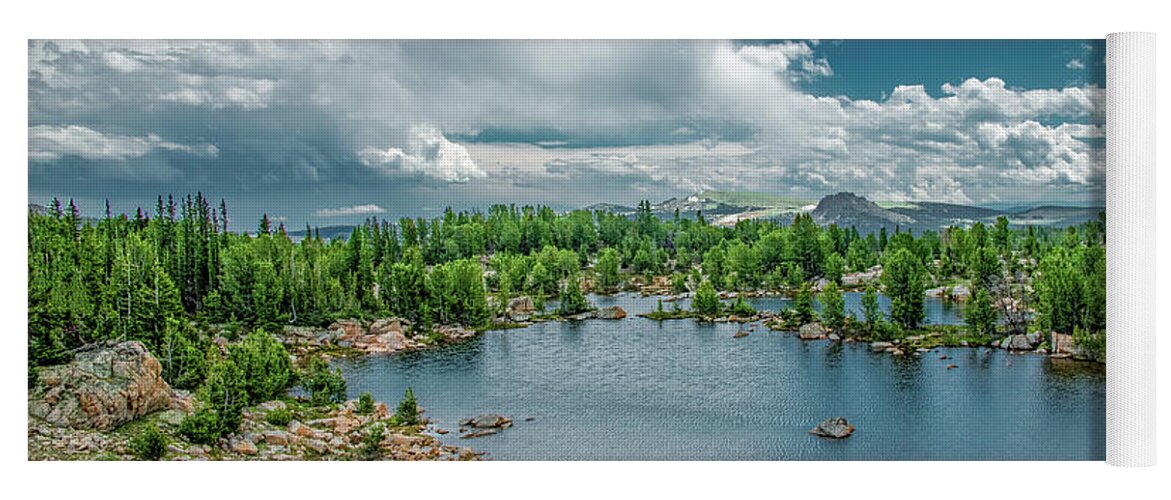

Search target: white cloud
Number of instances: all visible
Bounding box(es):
[30,41,277,111]
[737,42,832,79]
[102,51,142,73]
[1067,59,1085,70]
[158,75,277,110]
[29,125,218,162]
[785,77,1108,202]
[28,40,1106,208]
[315,204,387,217]
[360,125,487,183]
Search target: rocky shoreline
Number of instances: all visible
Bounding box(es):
[279,317,477,359]
[616,283,1100,364]
[27,341,482,461]
[779,321,1099,363]
[28,290,1097,461]
[275,298,630,361]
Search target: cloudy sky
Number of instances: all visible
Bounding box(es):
[28,39,1105,230]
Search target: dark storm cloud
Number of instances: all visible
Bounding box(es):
[28,40,1105,229]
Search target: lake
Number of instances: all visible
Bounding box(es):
[337,293,1105,460]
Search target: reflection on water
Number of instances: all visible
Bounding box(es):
[337,293,1105,460]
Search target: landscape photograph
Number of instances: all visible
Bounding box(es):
[27,39,1107,461]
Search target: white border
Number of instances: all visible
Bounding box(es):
[1107,32,1157,467]
[4,1,1169,499]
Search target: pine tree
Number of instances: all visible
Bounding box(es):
[794,281,816,324]
[882,248,926,330]
[861,286,882,334]
[252,260,283,327]
[823,252,846,285]
[692,279,722,316]
[596,248,621,291]
[791,213,823,279]
[233,329,292,402]
[395,387,420,425]
[1035,247,1085,334]
[558,274,591,316]
[820,281,845,331]
[965,288,997,338]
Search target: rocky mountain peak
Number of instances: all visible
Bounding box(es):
[811,192,915,232]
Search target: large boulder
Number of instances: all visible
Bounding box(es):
[596,306,627,320]
[809,417,855,439]
[436,325,476,341]
[506,296,535,320]
[368,318,410,352]
[842,266,883,287]
[1001,334,1036,351]
[29,341,174,430]
[1025,332,1042,346]
[1051,332,1079,356]
[799,323,829,340]
[329,319,365,340]
[369,318,406,337]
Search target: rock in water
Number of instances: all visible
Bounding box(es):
[596,306,628,320]
[809,417,855,439]
[28,341,174,430]
[1005,334,1035,351]
[461,429,498,439]
[798,323,829,340]
[460,414,513,429]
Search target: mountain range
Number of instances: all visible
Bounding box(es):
[32,191,1104,239]
[585,190,1103,234]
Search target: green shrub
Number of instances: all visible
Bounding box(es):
[557,275,592,316]
[265,407,293,426]
[792,282,816,324]
[729,296,756,317]
[691,279,722,316]
[820,282,845,331]
[394,387,420,425]
[357,392,375,415]
[159,319,208,391]
[301,358,347,407]
[131,423,168,461]
[874,320,903,341]
[361,423,385,460]
[861,286,883,336]
[1074,326,1106,363]
[883,248,927,329]
[28,363,38,390]
[178,409,224,445]
[200,354,248,436]
[233,329,292,403]
[964,288,997,338]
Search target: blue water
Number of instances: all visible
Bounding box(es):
[337,293,1105,460]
